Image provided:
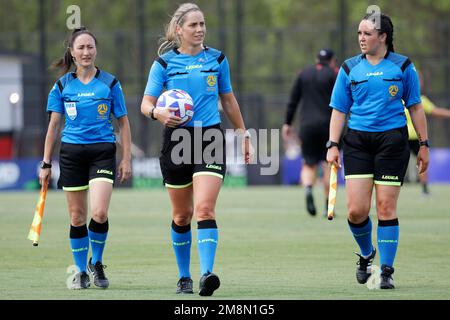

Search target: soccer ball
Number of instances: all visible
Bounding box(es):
[156,89,194,125]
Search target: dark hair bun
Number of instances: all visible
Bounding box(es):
[72,26,87,34]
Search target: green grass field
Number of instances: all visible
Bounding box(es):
[1,184,449,300]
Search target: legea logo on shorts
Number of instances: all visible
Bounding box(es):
[97,169,113,175]
[205,164,222,171]
[382,175,399,180]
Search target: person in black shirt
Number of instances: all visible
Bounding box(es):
[282,49,338,217]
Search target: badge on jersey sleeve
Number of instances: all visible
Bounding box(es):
[64,102,77,120]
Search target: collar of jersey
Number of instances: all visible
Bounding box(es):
[71,67,101,79]
[173,46,209,56]
[361,50,390,60]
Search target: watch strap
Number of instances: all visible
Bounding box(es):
[326,140,339,149]
[150,106,157,120]
[40,161,52,169]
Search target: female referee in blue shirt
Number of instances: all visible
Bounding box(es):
[140,3,252,296]
[39,27,132,290]
[327,13,429,289]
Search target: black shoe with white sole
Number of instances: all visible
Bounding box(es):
[355,248,377,284]
[70,271,90,290]
[87,258,109,289]
[380,264,395,289]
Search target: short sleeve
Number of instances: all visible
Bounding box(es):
[46,82,64,113]
[218,56,233,94]
[111,81,127,119]
[329,67,352,114]
[144,60,166,97]
[402,63,421,108]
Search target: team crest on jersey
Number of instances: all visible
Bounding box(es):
[207,75,217,87]
[389,85,399,97]
[64,102,77,120]
[98,104,108,115]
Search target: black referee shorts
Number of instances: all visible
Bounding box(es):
[159,124,227,188]
[299,125,329,165]
[343,126,410,186]
[58,142,116,191]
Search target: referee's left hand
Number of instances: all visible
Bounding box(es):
[417,146,429,174]
[118,159,132,183]
[326,147,341,169]
[242,137,254,164]
[38,168,51,187]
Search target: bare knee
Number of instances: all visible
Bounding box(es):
[91,208,108,224]
[173,208,193,226]
[347,204,370,224]
[195,204,215,221]
[70,209,87,226]
[377,199,396,220]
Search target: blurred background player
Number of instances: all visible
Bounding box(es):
[282,48,338,217]
[405,71,450,195]
[140,3,252,296]
[327,13,429,289]
[39,27,132,290]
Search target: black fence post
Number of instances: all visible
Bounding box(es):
[38,0,47,157]
[137,0,148,155]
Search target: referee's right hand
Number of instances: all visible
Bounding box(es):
[154,107,184,128]
[39,168,51,187]
[281,124,293,141]
[326,147,341,169]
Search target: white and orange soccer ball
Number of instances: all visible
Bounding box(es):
[156,89,194,125]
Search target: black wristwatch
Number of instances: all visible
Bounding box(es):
[326,140,339,149]
[419,140,430,148]
[149,106,157,120]
[40,161,52,169]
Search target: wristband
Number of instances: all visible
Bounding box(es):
[419,140,430,148]
[40,161,52,169]
[149,106,157,120]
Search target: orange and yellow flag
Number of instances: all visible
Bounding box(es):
[327,164,338,221]
[28,179,49,246]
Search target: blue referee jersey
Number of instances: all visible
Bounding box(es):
[330,52,421,132]
[47,68,128,144]
[144,47,233,127]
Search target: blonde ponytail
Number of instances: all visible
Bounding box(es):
[158,3,201,56]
